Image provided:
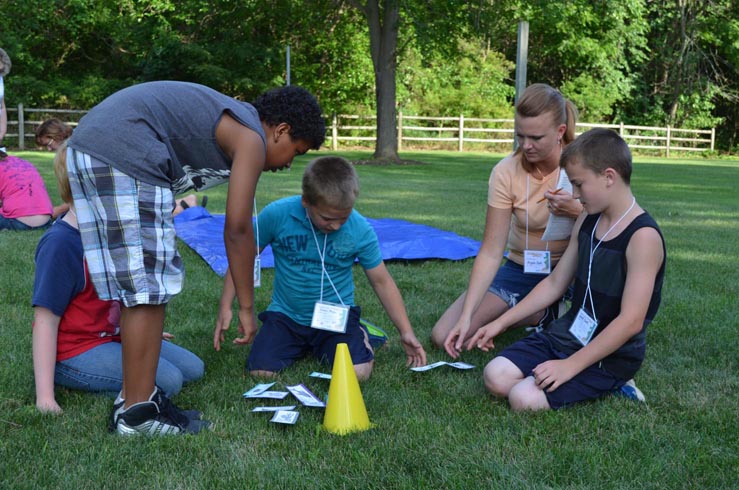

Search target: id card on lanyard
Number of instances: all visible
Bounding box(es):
[569,198,636,346]
[524,174,552,275]
[254,198,261,288]
[311,301,350,333]
[307,209,349,333]
[523,250,551,274]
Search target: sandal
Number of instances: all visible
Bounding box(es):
[201,195,208,209]
[179,199,190,210]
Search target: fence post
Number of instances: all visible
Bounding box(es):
[18,103,25,150]
[458,114,464,152]
[666,125,671,158]
[710,128,715,151]
[619,122,624,138]
[397,110,403,151]
[332,113,338,151]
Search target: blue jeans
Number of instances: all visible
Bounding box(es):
[0,215,51,231]
[54,340,204,397]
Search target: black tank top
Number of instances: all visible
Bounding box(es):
[545,211,666,379]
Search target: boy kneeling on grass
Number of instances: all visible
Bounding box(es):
[214,156,427,379]
[467,128,666,411]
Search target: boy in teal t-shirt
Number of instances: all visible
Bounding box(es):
[215,156,427,380]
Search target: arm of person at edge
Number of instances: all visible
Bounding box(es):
[543,187,583,219]
[32,307,63,414]
[364,262,427,367]
[466,213,585,353]
[0,98,7,143]
[530,226,663,392]
[442,205,512,359]
[214,113,263,350]
[52,202,70,219]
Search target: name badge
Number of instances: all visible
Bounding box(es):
[524,250,551,274]
[254,256,261,288]
[311,301,349,333]
[569,308,598,346]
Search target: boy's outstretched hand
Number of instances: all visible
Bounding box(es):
[400,332,427,367]
[442,318,471,359]
[213,306,257,350]
[465,321,504,353]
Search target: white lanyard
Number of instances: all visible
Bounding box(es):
[307,209,345,305]
[582,197,636,321]
[253,198,261,287]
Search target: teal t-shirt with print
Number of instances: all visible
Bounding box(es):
[258,195,382,325]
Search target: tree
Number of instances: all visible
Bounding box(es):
[348,0,401,161]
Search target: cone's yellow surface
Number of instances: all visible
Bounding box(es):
[323,343,371,435]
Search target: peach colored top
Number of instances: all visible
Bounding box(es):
[487,153,569,265]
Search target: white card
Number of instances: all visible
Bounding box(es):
[270,410,300,424]
[309,372,332,380]
[523,250,551,274]
[447,362,475,370]
[286,384,326,407]
[245,391,289,400]
[541,171,576,241]
[252,405,297,412]
[311,301,350,333]
[569,308,598,346]
[254,256,261,288]
[243,382,276,397]
[410,361,449,372]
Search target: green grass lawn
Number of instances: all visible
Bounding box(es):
[1,150,737,489]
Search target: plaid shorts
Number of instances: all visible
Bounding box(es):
[66,148,183,306]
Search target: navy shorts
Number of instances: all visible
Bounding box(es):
[498,332,624,409]
[247,306,374,373]
[489,260,550,308]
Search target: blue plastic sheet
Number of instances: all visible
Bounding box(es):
[174,207,481,277]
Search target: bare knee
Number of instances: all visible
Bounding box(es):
[508,379,550,412]
[249,369,278,378]
[430,325,448,349]
[483,357,522,398]
[354,361,374,381]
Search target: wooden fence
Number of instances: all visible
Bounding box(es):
[329,113,716,157]
[5,105,716,157]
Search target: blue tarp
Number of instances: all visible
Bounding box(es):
[174,207,481,277]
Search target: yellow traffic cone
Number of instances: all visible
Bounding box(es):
[323,343,372,435]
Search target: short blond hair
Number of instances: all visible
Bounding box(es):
[302,156,359,209]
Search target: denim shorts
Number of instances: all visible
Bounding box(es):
[488,260,550,308]
[247,306,374,373]
[499,332,623,409]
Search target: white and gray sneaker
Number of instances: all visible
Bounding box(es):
[108,389,202,432]
[114,389,210,436]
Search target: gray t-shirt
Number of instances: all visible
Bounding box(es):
[69,81,265,193]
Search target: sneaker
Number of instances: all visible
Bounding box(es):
[108,397,203,432]
[616,379,646,402]
[361,318,388,349]
[115,389,209,436]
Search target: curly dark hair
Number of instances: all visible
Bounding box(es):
[252,86,326,150]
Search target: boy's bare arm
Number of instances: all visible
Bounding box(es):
[364,262,427,367]
[32,307,63,413]
[533,226,664,392]
[216,114,264,347]
[213,267,237,351]
[467,213,585,352]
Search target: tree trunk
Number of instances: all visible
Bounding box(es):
[361,0,400,161]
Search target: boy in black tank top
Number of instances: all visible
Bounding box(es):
[467,128,666,410]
